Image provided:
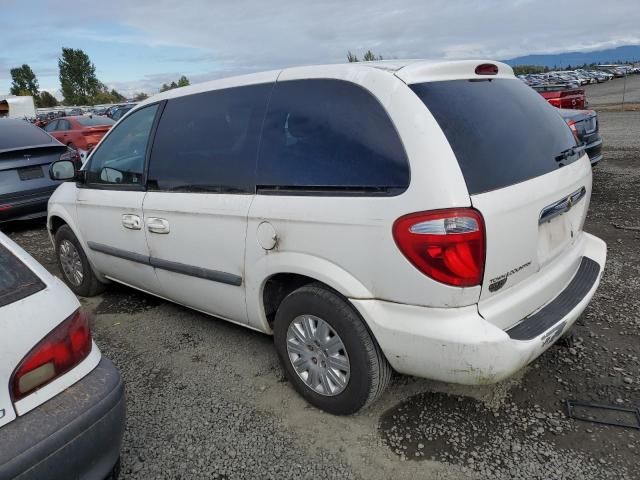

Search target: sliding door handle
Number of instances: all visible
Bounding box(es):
[122,214,141,230]
[147,217,170,234]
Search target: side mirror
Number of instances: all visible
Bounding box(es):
[49,160,77,181]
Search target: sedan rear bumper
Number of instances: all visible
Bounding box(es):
[0,187,57,223]
[0,357,125,480]
[585,138,603,165]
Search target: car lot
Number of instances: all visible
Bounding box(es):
[3,85,639,480]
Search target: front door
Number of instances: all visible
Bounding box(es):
[76,103,161,293]
[142,80,274,323]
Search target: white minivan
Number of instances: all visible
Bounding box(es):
[47,60,606,414]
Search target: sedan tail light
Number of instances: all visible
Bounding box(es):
[393,209,485,287]
[60,148,82,168]
[11,309,92,401]
[566,120,580,142]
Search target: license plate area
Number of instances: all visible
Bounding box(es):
[18,166,44,181]
[537,203,583,266]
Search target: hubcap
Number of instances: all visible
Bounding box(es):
[286,315,350,396]
[59,240,83,286]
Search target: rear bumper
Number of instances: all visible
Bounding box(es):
[353,233,606,384]
[585,138,603,165]
[0,357,125,480]
[0,187,57,223]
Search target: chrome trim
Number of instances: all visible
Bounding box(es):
[539,187,587,224]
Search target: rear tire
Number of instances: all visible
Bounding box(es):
[55,225,105,297]
[273,283,391,415]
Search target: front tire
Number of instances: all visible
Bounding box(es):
[273,283,391,415]
[55,225,105,297]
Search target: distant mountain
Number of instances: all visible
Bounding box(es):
[504,45,640,67]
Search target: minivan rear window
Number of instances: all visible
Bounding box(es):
[257,79,409,194]
[0,242,45,307]
[410,79,578,195]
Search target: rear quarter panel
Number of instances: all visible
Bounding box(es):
[245,66,478,332]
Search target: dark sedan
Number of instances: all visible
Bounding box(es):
[557,108,603,166]
[0,119,80,223]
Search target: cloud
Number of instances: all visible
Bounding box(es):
[2,0,640,96]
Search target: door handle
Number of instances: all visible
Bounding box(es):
[147,217,170,234]
[122,214,141,230]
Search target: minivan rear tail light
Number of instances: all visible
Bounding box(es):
[393,209,485,287]
[11,309,91,401]
[475,63,498,75]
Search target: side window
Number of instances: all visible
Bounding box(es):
[147,83,272,193]
[257,79,409,193]
[85,104,159,186]
[44,120,58,132]
[58,119,70,131]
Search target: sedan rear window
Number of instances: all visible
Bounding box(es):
[0,119,55,151]
[0,243,45,307]
[76,116,115,127]
[410,79,578,195]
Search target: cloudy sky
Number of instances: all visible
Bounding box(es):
[1,0,638,97]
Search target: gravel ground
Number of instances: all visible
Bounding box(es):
[3,82,640,480]
[585,74,640,107]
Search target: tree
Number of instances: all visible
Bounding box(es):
[37,91,58,108]
[511,64,546,75]
[177,75,190,87]
[10,64,39,97]
[346,50,383,63]
[58,47,100,105]
[160,76,190,92]
[134,92,149,101]
[363,50,383,61]
[110,89,126,102]
[91,90,116,105]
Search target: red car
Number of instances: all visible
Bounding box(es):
[44,115,115,152]
[532,85,586,109]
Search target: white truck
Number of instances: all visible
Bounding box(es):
[0,95,36,119]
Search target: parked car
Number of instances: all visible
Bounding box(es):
[44,115,115,152]
[557,108,603,166]
[47,60,606,414]
[0,119,80,223]
[105,105,127,118]
[0,231,124,479]
[532,84,586,109]
[110,105,136,122]
[66,108,83,116]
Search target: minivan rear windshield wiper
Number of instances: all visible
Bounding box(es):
[555,144,586,162]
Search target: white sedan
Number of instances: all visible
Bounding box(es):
[0,231,124,479]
